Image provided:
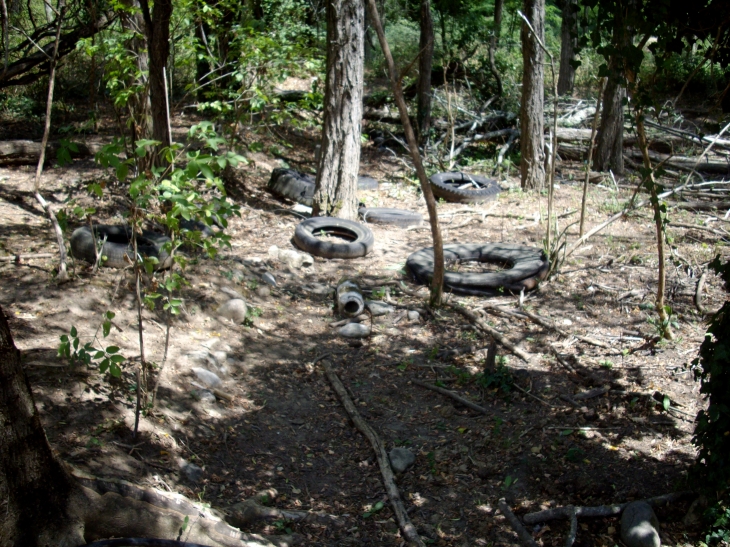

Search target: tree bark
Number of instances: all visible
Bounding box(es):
[519,0,545,190]
[140,0,172,149]
[557,0,577,96]
[416,0,434,143]
[593,72,625,174]
[488,0,503,98]
[313,0,365,220]
[0,305,85,546]
[119,1,151,147]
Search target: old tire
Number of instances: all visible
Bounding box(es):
[358,207,422,228]
[293,217,374,259]
[406,243,548,294]
[429,172,501,203]
[357,175,379,191]
[70,225,172,270]
[267,168,315,206]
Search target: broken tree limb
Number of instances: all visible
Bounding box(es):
[498,498,539,547]
[412,379,490,414]
[695,270,708,315]
[523,492,694,525]
[0,139,105,165]
[321,360,425,547]
[565,505,578,547]
[447,303,532,363]
[625,149,730,175]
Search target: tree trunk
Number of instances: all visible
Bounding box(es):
[593,72,625,174]
[557,0,577,96]
[519,0,545,190]
[488,0,503,98]
[119,2,151,146]
[140,0,172,149]
[416,0,434,143]
[0,305,85,546]
[313,0,365,220]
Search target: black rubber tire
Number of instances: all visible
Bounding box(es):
[357,175,379,191]
[293,217,374,259]
[180,219,215,238]
[358,207,422,228]
[70,225,172,270]
[268,169,379,206]
[267,168,315,206]
[406,243,549,294]
[429,172,501,203]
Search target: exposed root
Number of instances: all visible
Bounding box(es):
[497,498,539,547]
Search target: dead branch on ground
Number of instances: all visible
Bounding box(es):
[321,359,425,547]
[412,379,490,414]
[497,498,539,547]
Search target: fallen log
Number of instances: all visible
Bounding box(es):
[0,139,105,166]
[626,149,730,175]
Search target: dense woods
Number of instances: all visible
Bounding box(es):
[1,0,730,545]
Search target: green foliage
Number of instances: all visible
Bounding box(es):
[691,256,730,513]
[701,501,730,546]
[58,311,126,378]
[362,500,385,519]
[477,362,513,393]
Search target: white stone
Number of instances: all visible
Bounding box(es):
[218,299,248,324]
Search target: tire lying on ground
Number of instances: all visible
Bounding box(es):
[406,243,549,294]
[429,172,501,203]
[267,168,315,206]
[268,169,380,206]
[293,217,374,259]
[70,225,173,270]
[358,207,422,228]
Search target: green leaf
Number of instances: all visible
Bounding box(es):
[94,351,105,359]
[110,354,125,364]
[99,359,109,373]
[663,395,670,411]
[116,163,129,181]
[106,346,120,354]
[110,363,122,378]
[560,429,574,436]
[102,320,111,337]
[70,326,77,337]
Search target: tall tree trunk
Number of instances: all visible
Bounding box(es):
[195,19,212,101]
[140,0,172,149]
[313,0,365,220]
[519,0,545,190]
[557,0,577,96]
[120,1,151,147]
[488,0,503,98]
[593,71,625,174]
[416,0,434,143]
[0,305,85,546]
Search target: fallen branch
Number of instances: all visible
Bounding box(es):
[321,359,425,547]
[0,139,106,165]
[523,491,694,525]
[497,498,539,547]
[0,252,56,262]
[412,379,490,414]
[447,303,532,363]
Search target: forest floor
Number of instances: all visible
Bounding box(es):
[0,111,727,547]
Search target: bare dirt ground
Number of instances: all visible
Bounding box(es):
[0,115,727,547]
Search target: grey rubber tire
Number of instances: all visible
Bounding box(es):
[406,243,549,294]
[267,168,315,206]
[358,207,422,228]
[429,172,501,203]
[293,217,374,259]
[70,225,172,270]
[357,175,379,191]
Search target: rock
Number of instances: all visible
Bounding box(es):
[407,310,420,322]
[256,285,271,299]
[218,298,248,324]
[192,389,217,406]
[268,245,313,269]
[389,447,415,473]
[262,272,277,287]
[179,459,203,483]
[366,300,395,316]
[339,323,371,338]
[621,501,661,547]
[192,367,222,388]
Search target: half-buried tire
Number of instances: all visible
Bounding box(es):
[267,168,315,206]
[268,169,380,206]
[429,172,501,203]
[406,243,548,294]
[293,217,374,259]
[358,207,422,228]
[70,225,172,270]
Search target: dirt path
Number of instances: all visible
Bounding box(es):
[0,131,725,546]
